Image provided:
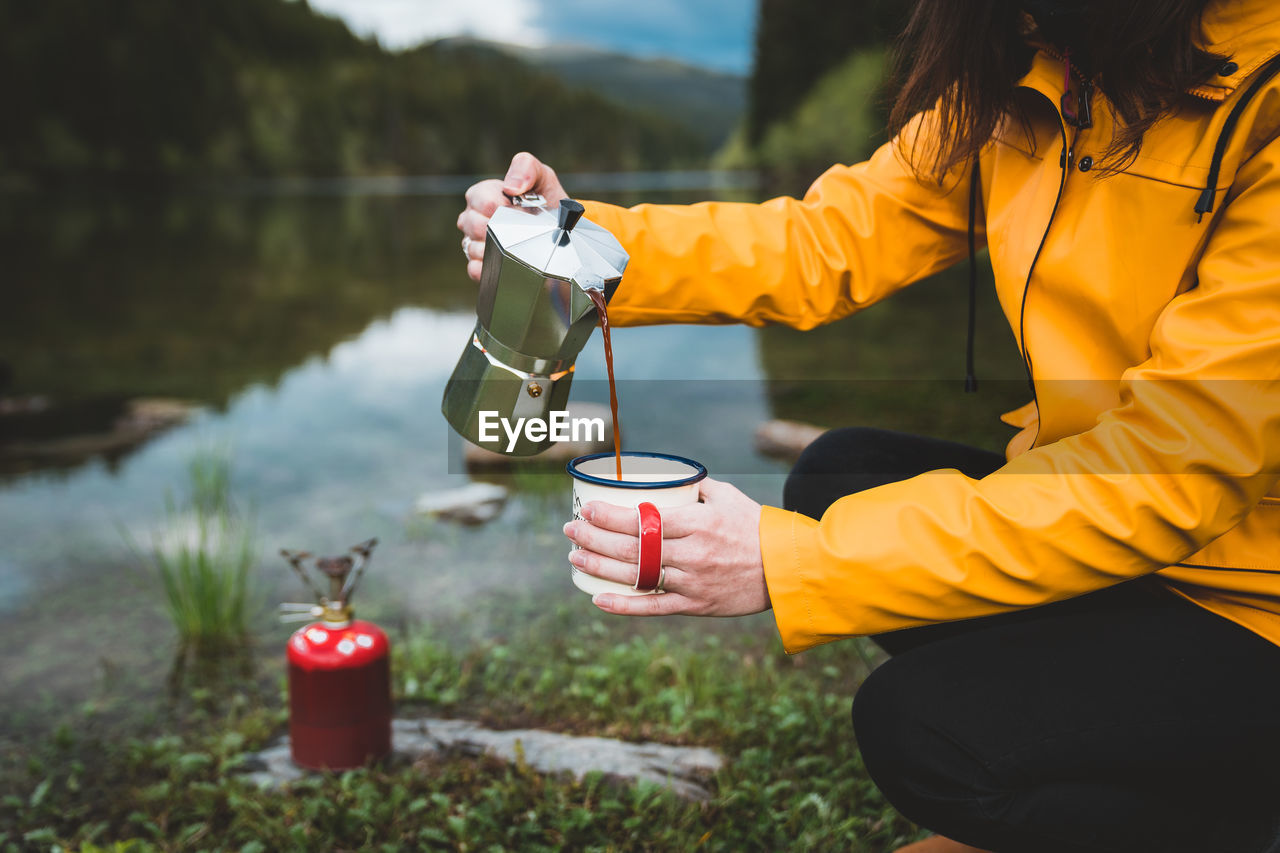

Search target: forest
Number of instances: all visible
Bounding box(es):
[0,0,710,182]
[0,0,902,186]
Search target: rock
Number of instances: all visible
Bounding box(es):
[394,719,723,800]
[118,398,195,431]
[0,395,50,415]
[413,481,509,525]
[0,396,197,474]
[463,402,614,469]
[238,742,307,789]
[240,717,724,801]
[754,419,826,461]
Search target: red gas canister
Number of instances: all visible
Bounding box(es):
[280,539,392,770]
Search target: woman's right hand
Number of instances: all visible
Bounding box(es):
[457,152,568,282]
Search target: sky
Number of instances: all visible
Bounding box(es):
[305,0,757,74]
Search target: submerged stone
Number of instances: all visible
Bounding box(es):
[413,482,509,525]
[754,419,826,461]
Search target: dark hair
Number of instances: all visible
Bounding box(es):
[887,0,1225,180]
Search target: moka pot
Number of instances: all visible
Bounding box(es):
[442,195,628,456]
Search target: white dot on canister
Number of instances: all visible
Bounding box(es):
[356,634,373,648]
[306,629,329,644]
[337,639,356,655]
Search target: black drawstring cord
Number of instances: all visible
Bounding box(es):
[1195,52,1280,222]
[965,156,981,393]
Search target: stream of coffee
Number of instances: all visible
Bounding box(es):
[586,288,623,481]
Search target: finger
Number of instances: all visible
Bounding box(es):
[564,520,639,563]
[567,547,639,587]
[579,501,637,534]
[464,237,485,262]
[457,208,492,241]
[463,179,507,217]
[539,163,561,195]
[697,477,735,502]
[593,590,696,617]
[503,152,543,195]
[581,500,702,539]
[467,259,483,281]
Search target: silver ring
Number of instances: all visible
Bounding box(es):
[656,566,666,593]
[461,235,472,258]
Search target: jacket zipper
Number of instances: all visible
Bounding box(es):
[1016,51,1092,443]
[1017,98,1079,439]
[1017,126,1066,404]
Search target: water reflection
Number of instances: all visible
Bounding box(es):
[0,192,474,412]
[0,191,778,619]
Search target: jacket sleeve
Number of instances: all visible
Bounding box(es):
[581,115,978,330]
[760,136,1280,653]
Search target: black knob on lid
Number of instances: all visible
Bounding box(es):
[557,199,585,233]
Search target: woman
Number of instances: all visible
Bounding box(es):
[457,1,1280,850]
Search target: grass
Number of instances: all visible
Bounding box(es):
[6,453,920,851]
[185,450,234,516]
[135,451,257,654]
[150,511,255,652]
[0,597,923,851]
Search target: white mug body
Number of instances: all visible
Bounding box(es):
[567,452,707,596]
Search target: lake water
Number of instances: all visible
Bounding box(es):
[0,185,1024,722]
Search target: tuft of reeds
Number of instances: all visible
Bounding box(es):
[186,448,233,515]
[143,451,257,652]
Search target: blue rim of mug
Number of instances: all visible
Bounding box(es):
[567,451,708,490]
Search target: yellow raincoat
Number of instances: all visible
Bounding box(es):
[582,0,1280,653]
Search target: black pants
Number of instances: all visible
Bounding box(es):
[784,428,1280,853]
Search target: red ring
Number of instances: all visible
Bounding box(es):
[634,502,662,591]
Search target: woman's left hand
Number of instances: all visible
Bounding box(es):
[563,478,771,617]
